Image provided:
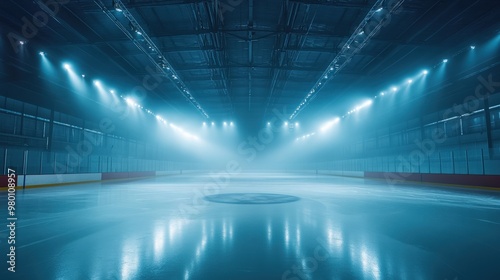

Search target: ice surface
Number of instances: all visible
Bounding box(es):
[0,173,499,279]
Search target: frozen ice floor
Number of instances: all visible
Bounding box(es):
[1,173,500,280]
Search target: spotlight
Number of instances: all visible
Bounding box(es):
[470,45,476,50]
[211,122,215,126]
[376,7,383,12]
[39,51,45,56]
[391,86,398,92]
[93,80,101,86]
[125,97,134,106]
[358,31,365,35]
[129,22,142,35]
[284,121,288,126]
[267,122,271,126]
[19,41,25,45]
[295,122,299,126]
[407,79,413,84]
[230,122,234,126]
[223,122,227,126]
[110,90,115,94]
[443,59,448,63]
[81,74,86,78]
[380,91,385,96]
[63,63,71,70]
[422,70,429,75]
[203,122,206,126]
[113,0,123,12]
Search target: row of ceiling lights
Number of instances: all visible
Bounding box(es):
[295,41,485,141]
[54,55,202,140]
[289,0,399,120]
[103,0,210,119]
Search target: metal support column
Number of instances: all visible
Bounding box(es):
[22,150,28,189]
[47,109,55,151]
[3,148,8,175]
[484,98,494,158]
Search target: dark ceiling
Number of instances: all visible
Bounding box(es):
[1,0,500,134]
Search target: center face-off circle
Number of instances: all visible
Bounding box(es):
[203,193,300,204]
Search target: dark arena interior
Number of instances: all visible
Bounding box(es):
[1,0,500,279]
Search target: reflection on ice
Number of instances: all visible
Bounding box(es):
[153,221,166,263]
[121,239,139,280]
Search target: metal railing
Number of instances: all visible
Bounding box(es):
[304,148,500,175]
[0,147,198,175]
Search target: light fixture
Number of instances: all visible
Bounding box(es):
[295,122,299,126]
[391,86,398,92]
[267,122,271,126]
[39,51,45,56]
[203,122,206,126]
[407,79,413,84]
[470,45,476,50]
[125,97,134,106]
[422,70,429,75]
[211,122,215,126]
[63,63,71,70]
[93,80,101,86]
[113,0,123,12]
[443,59,448,63]
[376,7,383,12]
[129,22,142,35]
[110,90,115,94]
[380,91,385,96]
[81,74,86,78]
[230,121,234,126]
[19,41,25,45]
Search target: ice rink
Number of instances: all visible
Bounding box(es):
[1,173,500,280]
